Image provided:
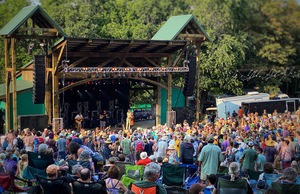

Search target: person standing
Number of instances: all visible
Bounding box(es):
[56,133,67,160]
[239,141,257,175]
[125,109,132,130]
[74,112,83,131]
[99,110,107,131]
[120,133,131,158]
[24,128,34,152]
[198,135,222,184]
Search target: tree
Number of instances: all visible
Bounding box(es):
[0,0,30,83]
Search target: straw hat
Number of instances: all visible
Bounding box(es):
[168,144,176,150]
[105,139,112,144]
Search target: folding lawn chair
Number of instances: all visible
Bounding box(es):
[68,159,92,173]
[27,151,54,170]
[36,175,71,194]
[161,163,185,186]
[121,164,144,188]
[217,177,248,194]
[0,172,31,193]
[271,182,300,194]
[263,173,281,187]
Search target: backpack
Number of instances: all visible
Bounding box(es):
[136,141,144,152]
[227,149,238,163]
[16,137,24,150]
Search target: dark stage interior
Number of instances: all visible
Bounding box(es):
[59,79,130,129]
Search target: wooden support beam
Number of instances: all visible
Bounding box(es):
[4,38,10,133]
[145,57,160,67]
[52,53,59,119]
[172,42,187,67]
[96,57,115,67]
[167,56,172,112]
[67,52,172,58]
[119,44,132,67]
[45,56,52,123]
[11,38,17,130]
[156,80,161,125]
[19,27,59,33]
[196,42,202,121]
[54,41,66,75]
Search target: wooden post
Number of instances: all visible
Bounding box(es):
[4,38,10,133]
[167,73,172,112]
[11,38,18,130]
[52,53,59,119]
[156,83,161,125]
[45,56,52,123]
[167,56,172,112]
[196,43,201,121]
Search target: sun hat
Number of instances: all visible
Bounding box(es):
[168,144,176,150]
[140,152,148,160]
[105,139,112,144]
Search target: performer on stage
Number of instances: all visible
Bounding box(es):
[99,110,107,131]
[74,112,83,131]
[126,109,132,130]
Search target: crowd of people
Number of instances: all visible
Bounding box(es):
[0,107,300,193]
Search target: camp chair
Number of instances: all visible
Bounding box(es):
[161,163,185,186]
[179,164,199,189]
[0,172,31,193]
[218,166,229,174]
[121,164,144,188]
[115,161,132,179]
[271,182,300,194]
[27,151,54,170]
[263,173,281,187]
[36,175,71,194]
[23,165,48,180]
[217,177,248,194]
[131,182,159,194]
[71,180,107,194]
[248,169,262,181]
[165,186,189,194]
[68,159,92,173]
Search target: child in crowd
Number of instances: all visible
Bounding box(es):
[204,174,217,194]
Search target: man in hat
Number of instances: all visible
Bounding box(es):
[240,141,257,174]
[198,135,222,184]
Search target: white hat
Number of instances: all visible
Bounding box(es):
[162,136,168,141]
[140,152,148,160]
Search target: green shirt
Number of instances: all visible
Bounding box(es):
[198,143,222,175]
[241,148,257,170]
[121,138,131,155]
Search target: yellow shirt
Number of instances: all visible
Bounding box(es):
[175,139,181,156]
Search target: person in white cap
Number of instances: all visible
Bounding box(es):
[239,141,257,175]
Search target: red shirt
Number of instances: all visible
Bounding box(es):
[136,158,151,166]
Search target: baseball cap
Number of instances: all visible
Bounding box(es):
[248,141,254,146]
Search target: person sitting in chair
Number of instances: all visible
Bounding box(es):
[71,168,107,194]
[212,162,253,194]
[131,162,167,194]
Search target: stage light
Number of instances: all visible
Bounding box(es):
[77,90,79,92]
[102,73,106,78]
[115,89,117,91]
[85,90,87,92]
[95,73,99,78]
[143,73,146,77]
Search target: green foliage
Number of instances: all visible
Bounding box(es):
[0,0,30,83]
[0,0,299,101]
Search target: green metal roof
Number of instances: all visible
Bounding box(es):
[0,80,33,100]
[151,14,211,42]
[0,5,67,37]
